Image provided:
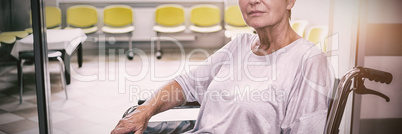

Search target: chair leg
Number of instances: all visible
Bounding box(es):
[57,57,68,99]
[156,32,163,59]
[17,59,24,104]
[77,43,83,67]
[127,33,134,60]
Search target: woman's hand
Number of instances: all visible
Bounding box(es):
[111,107,151,134]
[111,80,185,134]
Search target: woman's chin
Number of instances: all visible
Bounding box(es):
[246,22,268,29]
[248,25,265,30]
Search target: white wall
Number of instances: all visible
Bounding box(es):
[292,0,330,26]
[224,0,237,5]
[331,0,360,77]
[330,0,360,133]
[45,0,58,6]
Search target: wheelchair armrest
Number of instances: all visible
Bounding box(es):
[137,100,200,109]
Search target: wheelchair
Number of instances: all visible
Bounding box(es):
[123,66,393,134]
[325,66,393,134]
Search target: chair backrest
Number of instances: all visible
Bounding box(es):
[45,6,62,28]
[67,5,98,28]
[0,31,29,39]
[224,5,247,27]
[103,5,133,27]
[28,6,61,29]
[155,5,184,26]
[190,5,221,27]
[0,34,17,44]
[306,26,328,52]
[291,20,308,37]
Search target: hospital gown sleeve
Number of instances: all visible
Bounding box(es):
[281,47,335,134]
[174,40,237,103]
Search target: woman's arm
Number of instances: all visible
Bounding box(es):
[111,34,241,134]
[111,80,186,134]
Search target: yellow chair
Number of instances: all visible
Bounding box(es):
[0,34,16,44]
[0,34,17,65]
[65,5,98,34]
[290,20,308,37]
[224,5,254,40]
[0,31,28,39]
[153,4,185,59]
[101,5,135,60]
[189,5,222,33]
[25,6,62,33]
[306,26,328,52]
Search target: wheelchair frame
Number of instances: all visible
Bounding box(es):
[325,66,393,134]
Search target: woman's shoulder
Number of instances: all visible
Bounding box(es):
[280,38,329,67]
[293,38,316,49]
[295,38,329,63]
[289,38,324,55]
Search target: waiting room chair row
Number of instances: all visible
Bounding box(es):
[22,5,253,36]
[16,5,254,60]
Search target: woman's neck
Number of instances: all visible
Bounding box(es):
[253,19,300,55]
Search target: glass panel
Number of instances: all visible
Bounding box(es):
[0,0,42,133]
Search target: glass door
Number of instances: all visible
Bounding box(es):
[0,0,52,133]
[31,0,52,133]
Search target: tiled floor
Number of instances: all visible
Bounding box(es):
[0,48,213,134]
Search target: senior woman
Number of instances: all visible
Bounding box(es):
[112,0,334,133]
